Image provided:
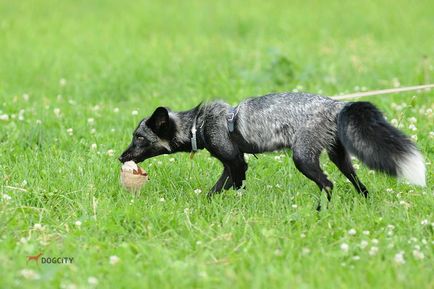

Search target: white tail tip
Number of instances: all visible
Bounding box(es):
[397,150,426,186]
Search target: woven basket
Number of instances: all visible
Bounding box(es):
[120,170,148,193]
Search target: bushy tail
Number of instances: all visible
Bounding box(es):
[337,102,426,186]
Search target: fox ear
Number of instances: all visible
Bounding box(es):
[146,107,170,133]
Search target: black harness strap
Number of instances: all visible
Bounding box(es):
[226,106,240,133]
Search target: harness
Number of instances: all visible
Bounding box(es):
[190,105,240,156]
[226,106,240,133]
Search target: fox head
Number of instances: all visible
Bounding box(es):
[119,107,177,163]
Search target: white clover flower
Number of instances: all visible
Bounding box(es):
[362,230,370,235]
[66,128,73,136]
[266,185,273,189]
[20,269,40,280]
[408,124,417,131]
[59,78,67,86]
[352,255,360,261]
[372,239,379,245]
[412,250,424,260]
[75,220,82,227]
[421,219,429,225]
[300,233,306,238]
[291,204,298,209]
[109,255,120,265]
[411,135,418,141]
[386,188,394,193]
[90,128,96,134]
[53,108,61,117]
[159,197,165,202]
[353,164,360,170]
[369,246,379,256]
[33,223,43,230]
[23,93,29,101]
[91,143,97,150]
[169,158,175,162]
[302,247,310,255]
[340,243,349,253]
[390,119,399,126]
[408,117,417,123]
[0,114,9,121]
[399,200,410,208]
[113,107,120,113]
[194,189,202,195]
[394,251,405,265]
[87,118,95,125]
[88,276,98,285]
[360,240,369,249]
[18,110,25,121]
[2,193,12,201]
[429,132,434,139]
[387,224,395,230]
[36,119,42,124]
[348,229,357,236]
[274,155,283,162]
[107,149,114,156]
[131,110,139,116]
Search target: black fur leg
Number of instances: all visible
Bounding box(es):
[292,151,334,209]
[227,154,248,190]
[208,153,248,197]
[208,165,233,197]
[328,141,369,197]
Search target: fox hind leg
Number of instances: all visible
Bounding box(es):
[292,148,333,210]
[327,140,369,197]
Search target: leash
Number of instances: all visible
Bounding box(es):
[331,84,434,100]
[189,84,434,158]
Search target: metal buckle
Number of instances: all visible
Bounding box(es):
[227,112,235,122]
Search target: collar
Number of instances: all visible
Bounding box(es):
[191,117,198,153]
[191,112,204,153]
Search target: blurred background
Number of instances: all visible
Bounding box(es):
[1,0,433,110]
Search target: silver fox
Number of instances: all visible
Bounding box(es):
[119,92,426,207]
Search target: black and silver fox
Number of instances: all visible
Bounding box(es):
[119,92,426,204]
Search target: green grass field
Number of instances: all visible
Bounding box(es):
[0,0,433,288]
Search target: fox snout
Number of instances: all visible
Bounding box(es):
[119,145,134,163]
[119,145,149,163]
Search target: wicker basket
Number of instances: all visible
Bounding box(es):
[120,170,148,193]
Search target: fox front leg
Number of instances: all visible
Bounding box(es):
[208,165,233,197]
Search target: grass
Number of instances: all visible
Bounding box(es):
[0,0,433,288]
